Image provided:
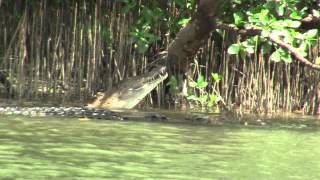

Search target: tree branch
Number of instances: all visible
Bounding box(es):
[215,23,320,71]
[269,35,320,70]
[215,23,261,37]
[300,14,320,30]
[216,13,320,35]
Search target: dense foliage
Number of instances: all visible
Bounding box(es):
[226,0,319,63]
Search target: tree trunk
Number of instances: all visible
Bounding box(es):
[166,0,227,75]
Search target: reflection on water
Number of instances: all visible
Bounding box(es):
[0,115,319,179]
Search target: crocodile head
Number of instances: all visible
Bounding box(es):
[87,65,168,109]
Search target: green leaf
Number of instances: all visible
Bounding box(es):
[242,39,254,47]
[188,81,197,88]
[261,30,270,38]
[177,18,190,26]
[196,74,205,84]
[305,29,318,39]
[299,41,308,50]
[314,10,320,18]
[261,43,272,54]
[271,49,292,63]
[197,81,208,89]
[288,21,301,28]
[282,54,292,63]
[208,95,221,107]
[270,50,281,62]
[233,12,244,26]
[210,94,221,103]
[276,4,284,16]
[211,73,222,82]
[245,46,255,54]
[227,44,241,55]
[186,1,193,10]
[295,32,305,40]
[258,9,271,26]
[298,44,308,57]
[189,74,208,89]
[290,11,302,20]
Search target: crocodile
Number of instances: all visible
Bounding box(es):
[0,63,168,121]
[87,65,168,109]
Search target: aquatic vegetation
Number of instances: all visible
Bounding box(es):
[187,73,222,109]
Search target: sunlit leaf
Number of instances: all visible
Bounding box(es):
[314,10,320,18]
[276,4,284,16]
[261,30,270,38]
[290,11,302,20]
[197,74,205,84]
[197,81,208,89]
[177,18,190,26]
[245,46,255,54]
[270,50,281,62]
[211,73,222,82]
[227,44,241,55]
[305,29,318,39]
[188,81,197,88]
[233,12,244,26]
[288,21,301,28]
[297,48,307,57]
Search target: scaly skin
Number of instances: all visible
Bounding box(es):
[0,106,122,120]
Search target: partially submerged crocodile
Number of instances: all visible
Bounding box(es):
[0,63,169,121]
[87,65,168,109]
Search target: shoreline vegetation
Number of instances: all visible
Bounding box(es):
[1,1,320,116]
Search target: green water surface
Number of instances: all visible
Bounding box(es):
[0,115,319,180]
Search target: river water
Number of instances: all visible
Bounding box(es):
[0,115,319,179]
